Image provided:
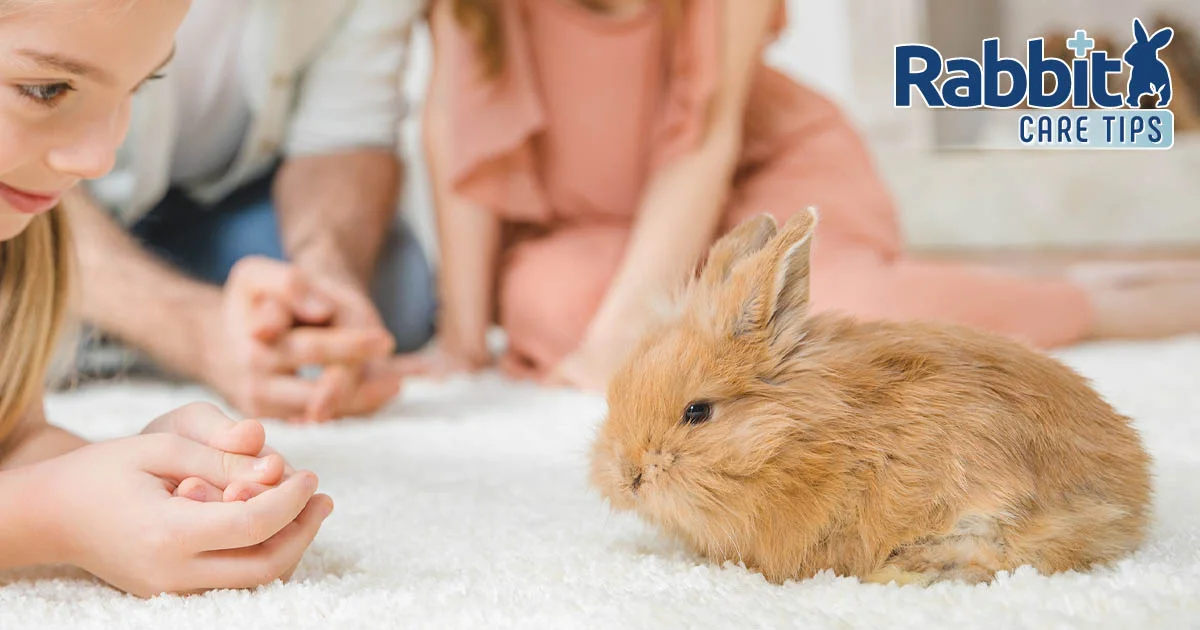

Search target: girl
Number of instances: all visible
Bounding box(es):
[417,0,1200,391]
[0,0,331,597]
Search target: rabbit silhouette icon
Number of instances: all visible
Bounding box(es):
[1124,18,1174,108]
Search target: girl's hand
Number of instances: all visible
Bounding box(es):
[140,403,295,503]
[545,313,648,393]
[33,433,331,598]
[544,350,610,393]
[544,335,632,394]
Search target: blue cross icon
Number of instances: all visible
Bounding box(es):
[1066,29,1095,58]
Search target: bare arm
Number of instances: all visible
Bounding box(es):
[275,150,400,290]
[0,394,86,472]
[420,0,502,364]
[64,188,222,382]
[580,1,782,346]
[0,397,85,569]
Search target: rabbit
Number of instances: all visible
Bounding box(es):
[589,208,1152,587]
[1124,18,1174,108]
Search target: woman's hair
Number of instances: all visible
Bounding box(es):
[452,0,681,79]
[0,209,73,440]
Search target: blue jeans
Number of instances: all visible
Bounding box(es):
[129,171,437,354]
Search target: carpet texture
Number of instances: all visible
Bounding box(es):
[2,336,1199,629]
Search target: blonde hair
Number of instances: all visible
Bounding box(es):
[0,209,73,441]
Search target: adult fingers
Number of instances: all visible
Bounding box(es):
[243,376,321,423]
[177,471,320,552]
[248,297,294,343]
[139,434,285,488]
[338,368,402,418]
[227,257,334,324]
[305,365,358,423]
[195,493,333,590]
[276,327,394,368]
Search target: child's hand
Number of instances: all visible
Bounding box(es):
[544,347,612,393]
[31,433,332,598]
[140,403,294,503]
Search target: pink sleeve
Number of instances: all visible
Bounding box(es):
[650,0,789,170]
[432,0,551,223]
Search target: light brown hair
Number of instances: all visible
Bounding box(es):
[451,0,682,79]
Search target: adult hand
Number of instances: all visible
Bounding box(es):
[299,273,405,422]
[197,257,399,423]
[34,433,332,598]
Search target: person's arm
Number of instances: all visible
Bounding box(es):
[278,0,424,289]
[63,187,222,382]
[274,150,399,290]
[0,398,85,471]
[0,396,83,569]
[415,0,501,367]
[0,461,64,570]
[568,1,782,357]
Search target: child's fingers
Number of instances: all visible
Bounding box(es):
[178,472,319,552]
[195,493,334,589]
[176,477,224,502]
[147,406,266,457]
[223,480,274,503]
[140,434,284,488]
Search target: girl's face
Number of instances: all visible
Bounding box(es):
[0,0,188,241]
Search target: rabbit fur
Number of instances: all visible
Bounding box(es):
[589,209,1152,587]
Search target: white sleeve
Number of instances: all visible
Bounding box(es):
[283,0,425,156]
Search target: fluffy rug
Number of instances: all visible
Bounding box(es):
[3,336,1199,629]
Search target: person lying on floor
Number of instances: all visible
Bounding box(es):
[0,0,329,597]
[407,0,1200,392]
[67,0,433,423]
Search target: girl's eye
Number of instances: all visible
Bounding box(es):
[17,82,74,107]
[682,401,713,425]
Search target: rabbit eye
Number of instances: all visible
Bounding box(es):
[683,402,713,425]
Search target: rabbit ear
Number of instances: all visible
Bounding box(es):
[697,214,778,290]
[728,207,818,343]
[1134,18,1149,43]
[1149,26,1174,49]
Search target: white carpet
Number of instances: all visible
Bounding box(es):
[3,336,1199,630]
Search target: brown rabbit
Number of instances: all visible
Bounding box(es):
[589,208,1152,586]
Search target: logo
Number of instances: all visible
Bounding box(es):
[894,18,1175,149]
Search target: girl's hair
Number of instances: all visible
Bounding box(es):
[0,209,73,441]
[451,0,681,79]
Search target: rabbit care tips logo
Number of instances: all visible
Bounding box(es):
[895,18,1175,150]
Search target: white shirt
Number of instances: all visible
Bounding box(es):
[88,0,423,224]
[168,2,253,185]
